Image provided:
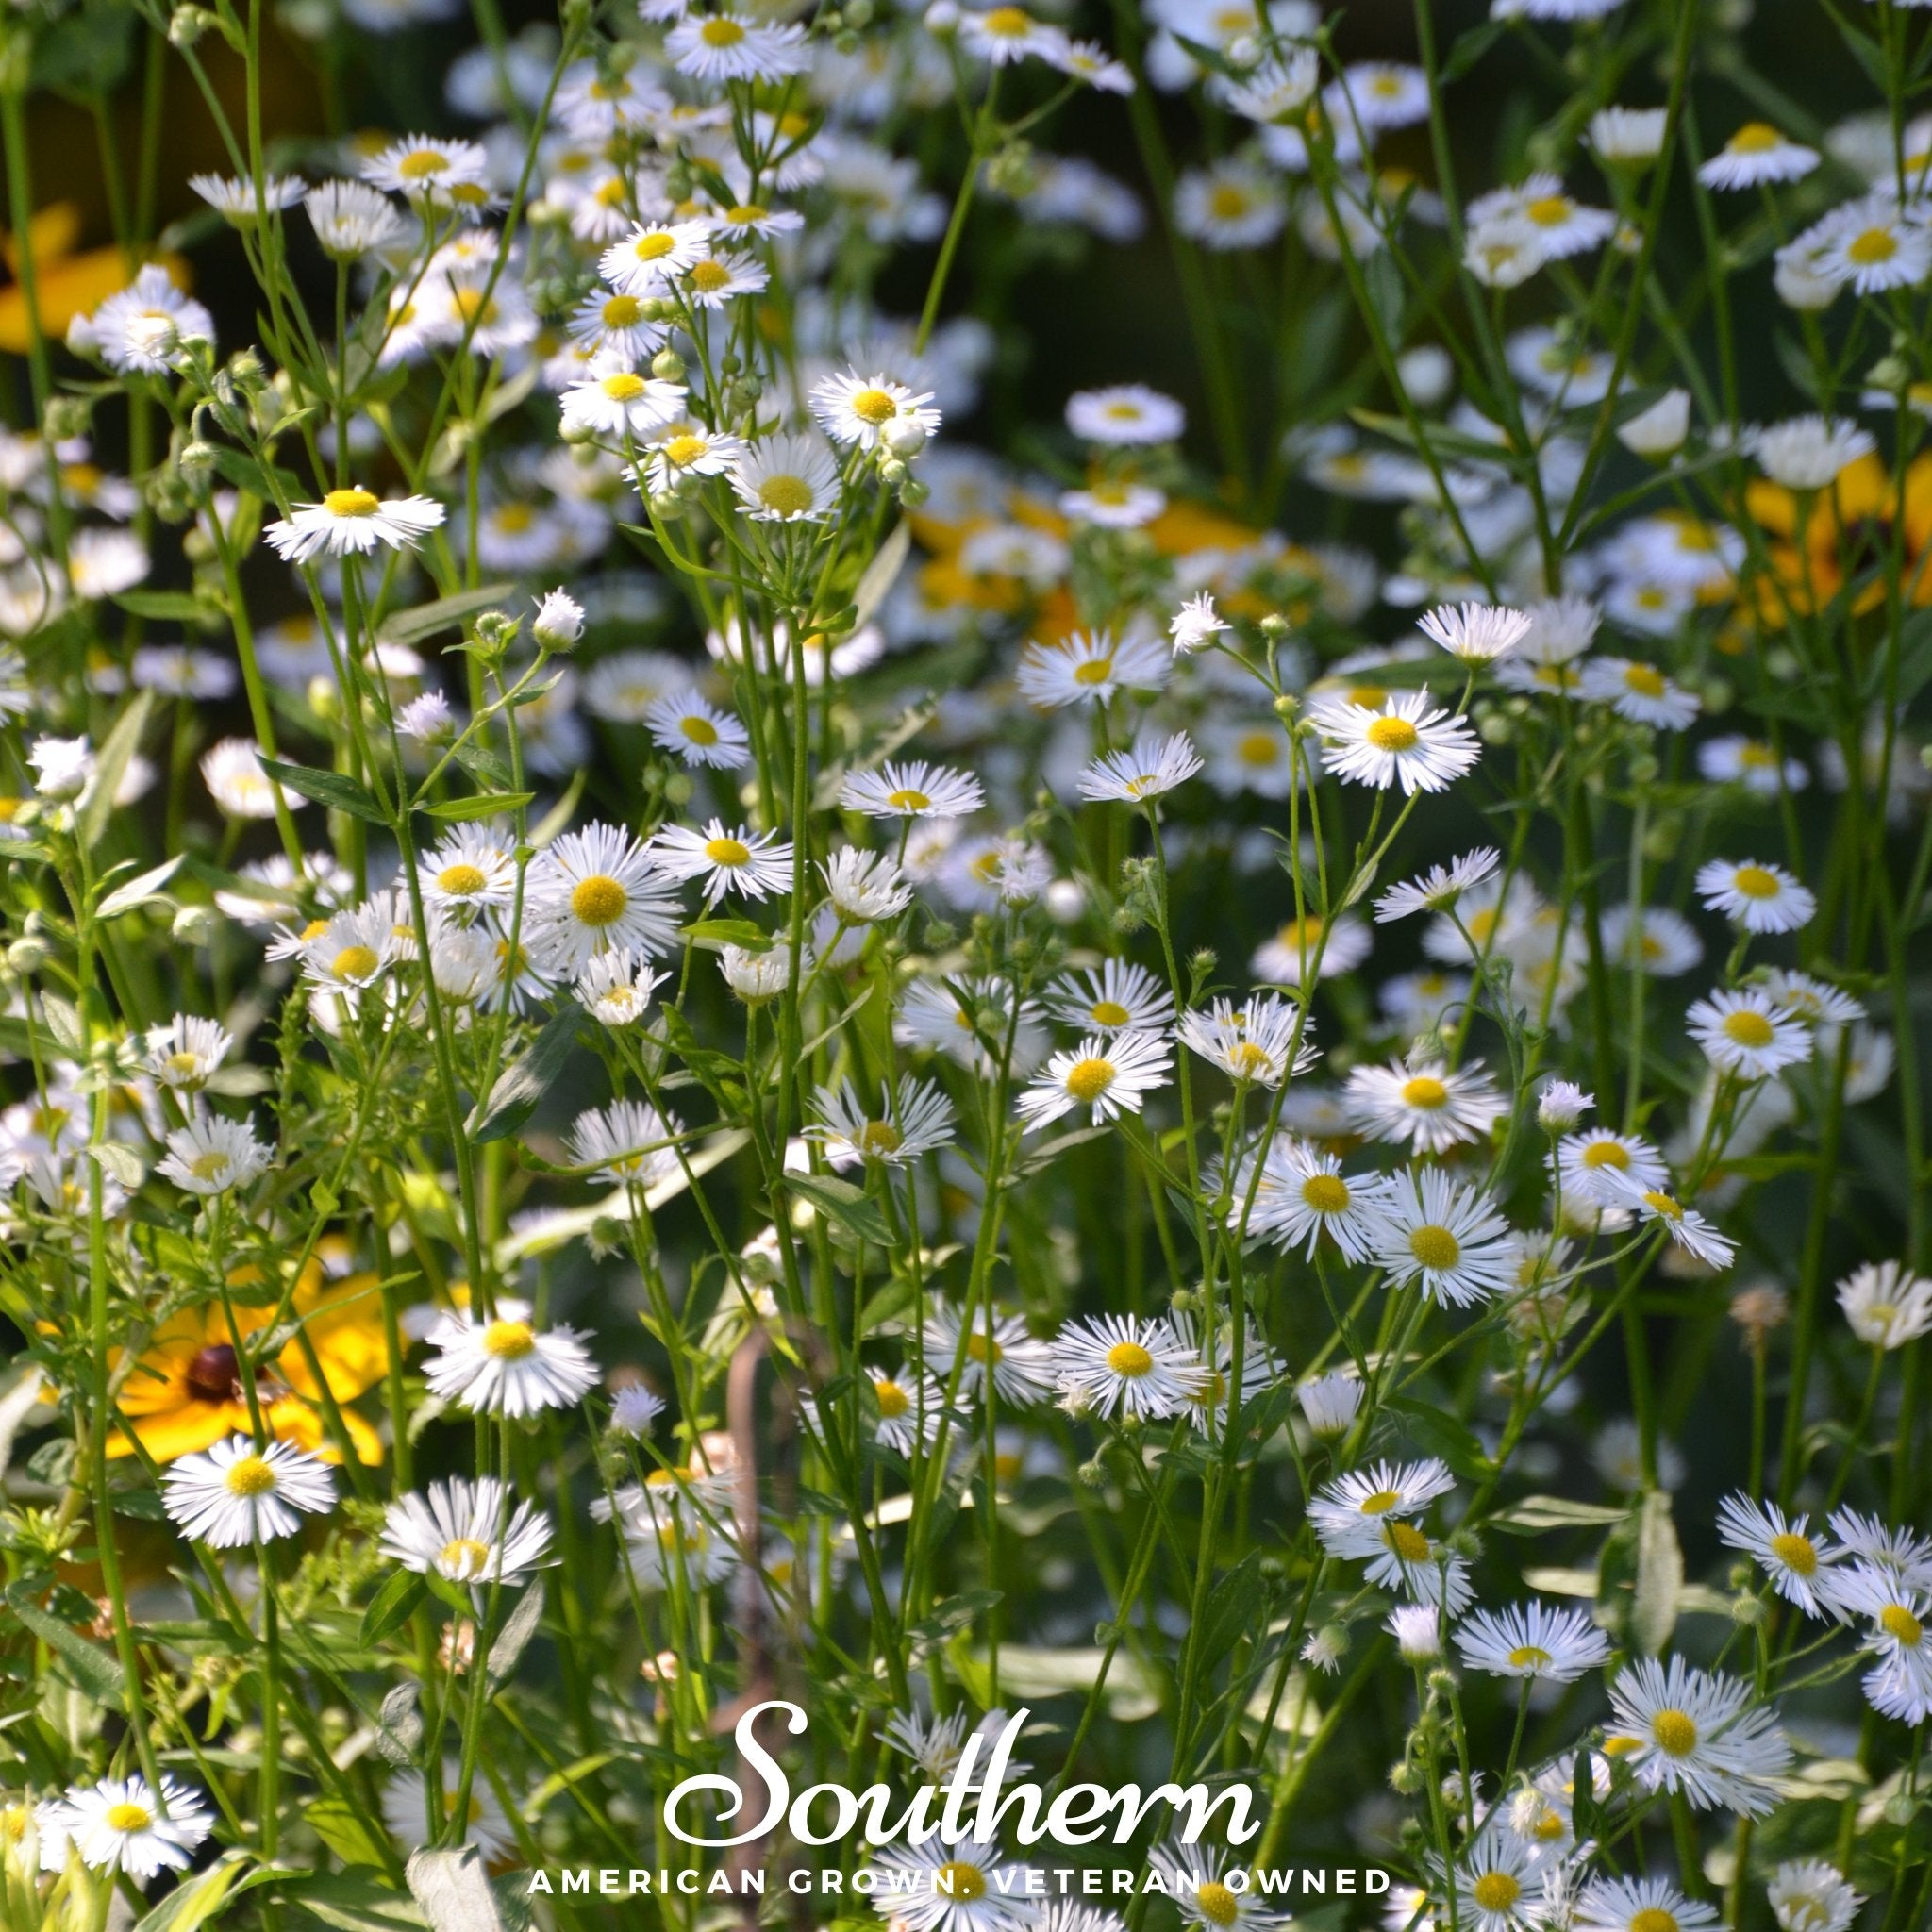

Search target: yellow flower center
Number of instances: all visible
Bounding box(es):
[1507,1644,1553,1670]
[849,387,899,425]
[1400,1075,1449,1109]
[982,4,1033,31]
[1882,1603,1924,1647]
[1728,122,1783,154]
[1238,731,1279,765]
[1072,656,1116,686]
[1723,1009,1776,1049]
[1652,1708,1698,1756]
[603,294,642,325]
[1279,916,1324,948]
[439,863,488,896]
[1210,185,1253,220]
[441,1538,491,1578]
[1624,664,1667,698]
[324,488,380,518]
[225,1454,277,1496]
[1641,1190,1683,1220]
[758,475,815,516]
[1525,195,1573,226]
[874,1377,909,1418]
[1231,1042,1273,1079]
[1195,1883,1241,1927]
[1733,864,1781,898]
[1472,1873,1521,1913]
[1386,1521,1432,1562]
[680,714,719,746]
[1849,226,1899,266]
[332,944,379,981]
[483,1320,537,1360]
[858,1121,904,1158]
[1091,999,1131,1027]
[105,1802,154,1832]
[1357,1489,1401,1515]
[166,1050,202,1076]
[1629,1911,1679,1932]
[1106,1341,1154,1378]
[1065,1057,1116,1103]
[700,16,746,45]
[935,1855,989,1901]
[397,148,449,179]
[1409,1224,1462,1271]
[1302,1173,1350,1214]
[688,261,730,295]
[962,1332,1003,1365]
[662,434,710,466]
[705,836,752,867]
[1770,1531,1818,1575]
[886,787,931,809]
[1366,716,1419,753]
[724,203,766,225]
[1580,1141,1629,1170]
[633,233,678,263]
[571,874,629,926]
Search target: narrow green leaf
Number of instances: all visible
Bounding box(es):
[785,1171,891,1244]
[378,583,516,648]
[7,1588,127,1709]
[420,791,534,822]
[81,688,154,849]
[259,757,391,825]
[467,1005,581,1143]
[359,1569,426,1648]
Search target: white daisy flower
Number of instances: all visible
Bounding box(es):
[663,10,808,83]
[1238,1139,1386,1261]
[644,690,751,769]
[1698,122,1818,189]
[1454,1602,1612,1682]
[1076,729,1202,804]
[424,1307,598,1416]
[1717,1493,1842,1619]
[1065,383,1184,445]
[1044,959,1174,1037]
[162,1435,336,1547]
[381,1764,516,1861]
[144,1016,234,1092]
[1149,1842,1291,1932]
[806,1078,956,1169]
[678,251,768,308]
[1754,415,1874,491]
[1016,1030,1172,1129]
[1602,902,1705,976]
[1580,656,1701,729]
[305,178,408,258]
[574,948,667,1027]
[1694,858,1816,934]
[1553,1127,1668,1208]
[1818,200,1932,293]
[1602,1174,1738,1269]
[1370,1168,1519,1307]
[360,134,491,209]
[566,287,668,362]
[1251,910,1371,986]
[567,1099,683,1187]
[810,370,942,451]
[1605,1656,1792,1814]
[1575,1875,1719,1932]
[86,266,215,373]
[1374,847,1502,923]
[840,759,986,819]
[867,1834,1035,1932]
[641,423,746,492]
[1416,601,1531,664]
[1591,105,1669,164]
[158,1115,271,1196]
[423,831,517,910]
[1687,990,1813,1078]
[864,1366,949,1454]
[597,219,712,293]
[920,1302,1057,1406]
[730,434,840,522]
[1015,627,1171,708]
[651,818,794,903]
[1306,687,1482,794]
[1698,736,1808,797]
[263,487,444,562]
[720,942,790,1005]
[1309,1457,1457,1555]
[1764,970,1863,1028]
[1178,992,1317,1088]
[559,365,688,439]
[1050,1314,1209,1421]
[1836,1259,1932,1348]
[49,1775,211,1884]
[1346,1058,1505,1155]
[1059,476,1166,527]
[1618,388,1692,458]
[821,848,913,924]
[1170,591,1227,655]
[526,821,682,970]
[1765,1861,1861,1932]
[1296,1371,1364,1441]
[381,1475,553,1584]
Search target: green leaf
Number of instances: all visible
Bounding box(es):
[681,918,774,954]
[785,1171,891,1244]
[306,1797,391,1870]
[259,757,391,825]
[375,1681,424,1766]
[359,1569,426,1648]
[1384,1394,1492,1482]
[420,791,534,822]
[208,447,303,502]
[1196,1550,1273,1667]
[851,518,910,631]
[467,1005,581,1143]
[1489,1495,1629,1535]
[96,855,184,920]
[113,591,206,623]
[132,1852,269,1932]
[378,583,517,649]
[1630,1489,1683,1657]
[407,1846,507,1932]
[6,1586,127,1709]
[487,1581,544,1687]
[81,689,154,849]
[283,1872,430,1932]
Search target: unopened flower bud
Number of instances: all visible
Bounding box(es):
[532,588,585,653]
[882,417,927,459]
[651,348,685,382]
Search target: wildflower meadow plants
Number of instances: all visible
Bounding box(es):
[4,0,1932,1927]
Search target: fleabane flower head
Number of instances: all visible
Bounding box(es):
[162,1437,336,1546]
[664,9,808,82]
[532,588,585,652]
[1554,1126,1667,1208]
[1169,591,1227,655]
[567,1099,683,1188]
[730,435,840,523]
[809,370,941,452]
[1599,1173,1739,1271]
[1296,1371,1363,1441]
[381,1474,554,1584]
[1717,1493,1842,1620]
[1605,1656,1792,1814]
[1305,687,1481,795]
[1686,989,1813,1078]
[645,691,751,769]
[1046,959,1174,1037]
[263,487,444,562]
[86,266,215,373]
[1590,105,1668,167]
[145,1016,234,1092]
[305,178,408,259]
[424,1305,599,1416]
[1241,1138,1386,1263]
[1076,729,1202,804]
[841,759,986,819]
[1575,1876,1722,1932]
[1698,122,1820,191]
[1345,1056,1504,1155]
[1016,627,1171,708]
[1017,1030,1172,1129]
[1765,1861,1862,1932]
[1308,1457,1456,1556]
[1368,1166,1518,1307]
[1538,1079,1593,1131]
[1836,1259,1932,1349]
[1417,601,1531,664]
[575,948,668,1027]
[652,817,795,903]
[526,821,682,970]
[1050,1314,1209,1422]
[1178,992,1318,1089]
[1065,383,1185,445]
[1454,1601,1611,1683]
[821,847,913,924]
[806,1077,956,1169]
[1754,415,1875,491]
[158,1115,272,1196]
[1695,858,1816,934]
[598,219,711,293]
[1374,846,1501,923]
[1580,656,1700,730]
[559,364,687,440]
[47,1775,212,1883]
[360,135,491,213]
